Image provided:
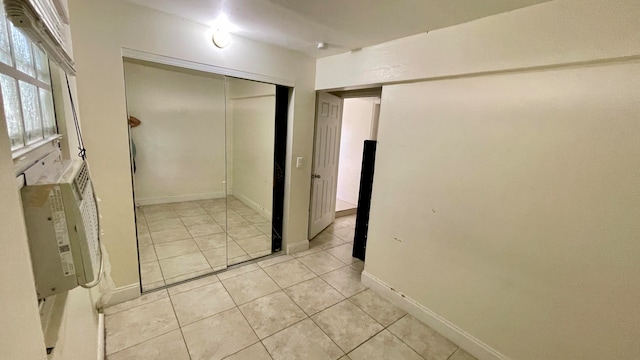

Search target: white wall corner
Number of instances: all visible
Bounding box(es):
[361,271,509,360]
[286,239,309,255]
[233,192,272,219]
[99,283,139,309]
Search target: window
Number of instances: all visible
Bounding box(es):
[0,7,57,154]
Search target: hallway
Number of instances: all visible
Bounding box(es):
[104,215,476,359]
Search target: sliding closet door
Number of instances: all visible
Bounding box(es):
[124,59,228,291]
[126,58,292,291]
[225,77,276,265]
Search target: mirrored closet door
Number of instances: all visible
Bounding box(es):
[123,59,280,292]
[224,78,276,265]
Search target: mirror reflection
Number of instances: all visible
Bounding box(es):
[225,78,275,265]
[123,59,276,292]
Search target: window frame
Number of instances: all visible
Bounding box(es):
[0,10,59,160]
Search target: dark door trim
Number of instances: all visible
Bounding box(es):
[271,85,290,252]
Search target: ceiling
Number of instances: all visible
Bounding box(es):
[125,0,552,57]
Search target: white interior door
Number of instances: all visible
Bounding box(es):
[309,92,342,238]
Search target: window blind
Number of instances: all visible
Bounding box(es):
[4,0,75,74]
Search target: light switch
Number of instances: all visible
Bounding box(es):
[296,157,304,168]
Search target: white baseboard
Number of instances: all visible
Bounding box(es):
[102,283,140,308]
[233,192,272,219]
[361,271,509,360]
[97,313,104,360]
[286,239,309,254]
[135,192,226,206]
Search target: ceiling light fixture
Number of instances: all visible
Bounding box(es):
[317,42,328,50]
[209,13,236,49]
[212,29,231,48]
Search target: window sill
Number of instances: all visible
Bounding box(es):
[12,135,62,160]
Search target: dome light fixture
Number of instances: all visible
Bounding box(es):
[212,29,231,48]
[209,13,236,49]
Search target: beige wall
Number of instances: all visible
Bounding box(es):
[49,288,100,360]
[337,98,374,205]
[0,100,47,360]
[371,62,640,360]
[316,0,640,359]
[68,0,316,288]
[49,66,102,360]
[226,78,277,202]
[124,61,227,204]
[230,94,276,217]
[0,50,101,360]
[316,0,640,89]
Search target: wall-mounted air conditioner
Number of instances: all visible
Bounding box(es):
[21,159,101,299]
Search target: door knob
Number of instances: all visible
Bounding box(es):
[312,174,321,179]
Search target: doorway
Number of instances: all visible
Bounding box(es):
[122,56,290,292]
[335,97,380,218]
[308,89,381,261]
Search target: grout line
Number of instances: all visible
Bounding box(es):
[337,290,415,358]
[126,213,363,358]
[446,348,461,360]
[258,267,322,355]
[140,198,274,293]
[165,283,193,360]
[259,264,350,357]
[220,340,266,359]
[306,300,349,356]
[104,297,180,357]
[105,327,179,357]
[166,274,221,296]
[344,326,388,358]
[163,267,215,287]
[103,290,168,316]
[217,274,264,345]
[386,313,432,360]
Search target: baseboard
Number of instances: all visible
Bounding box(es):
[336,208,357,217]
[361,271,509,360]
[286,239,309,254]
[97,313,105,360]
[233,192,272,219]
[135,192,226,206]
[102,283,140,308]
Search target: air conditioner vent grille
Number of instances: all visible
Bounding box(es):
[74,161,89,196]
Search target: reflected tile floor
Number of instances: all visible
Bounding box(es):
[137,197,272,291]
[106,221,478,360]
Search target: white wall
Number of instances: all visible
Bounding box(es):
[228,79,275,217]
[49,288,100,360]
[123,60,227,205]
[0,26,101,359]
[228,79,276,99]
[316,0,640,359]
[68,0,316,289]
[0,98,47,360]
[316,0,640,89]
[49,66,102,360]
[336,98,374,205]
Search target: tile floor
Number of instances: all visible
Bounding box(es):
[136,197,273,291]
[106,216,477,360]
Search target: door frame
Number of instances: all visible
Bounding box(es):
[308,88,382,241]
[122,49,294,292]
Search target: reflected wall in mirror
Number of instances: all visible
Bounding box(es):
[124,59,227,291]
[225,78,275,265]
